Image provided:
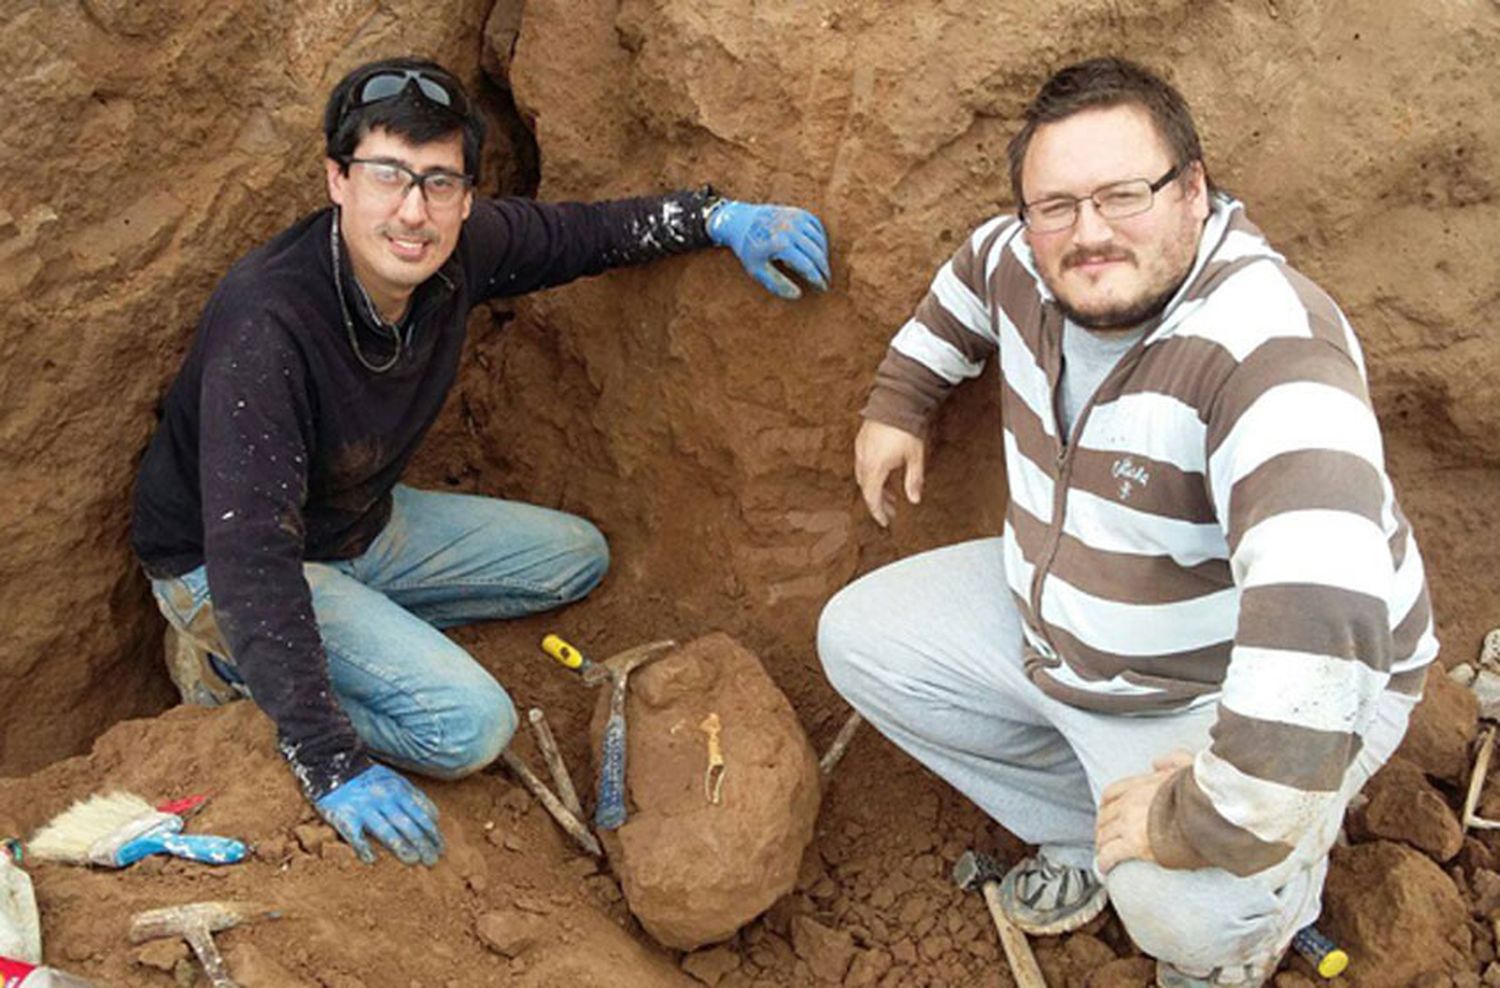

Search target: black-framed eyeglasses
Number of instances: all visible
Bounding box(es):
[1019,162,1188,233]
[342,157,473,208]
[350,69,467,116]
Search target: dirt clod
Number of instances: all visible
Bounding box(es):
[133,938,188,971]
[1363,757,1465,861]
[476,909,545,958]
[792,914,856,983]
[1400,668,1481,785]
[681,945,742,985]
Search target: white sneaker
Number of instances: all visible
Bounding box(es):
[1156,955,1279,987]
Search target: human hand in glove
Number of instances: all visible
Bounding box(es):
[707,200,831,299]
[315,764,444,866]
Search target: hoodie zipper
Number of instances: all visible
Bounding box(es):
[1026,307,1154,663]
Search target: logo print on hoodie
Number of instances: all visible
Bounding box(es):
[1112,457,1150,501]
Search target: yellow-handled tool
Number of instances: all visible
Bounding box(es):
[541,634,588,671]
[542,634,609,683]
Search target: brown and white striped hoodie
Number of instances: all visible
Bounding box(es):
[864,196,1438,880]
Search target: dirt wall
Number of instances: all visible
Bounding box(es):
[452,0,1500,723]
[3,0,1498,776]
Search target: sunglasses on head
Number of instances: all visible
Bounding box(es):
[349,69,467,115]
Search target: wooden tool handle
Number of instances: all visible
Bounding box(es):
[500,751,602,858]
[979,880,1047,988]
[527,708,583,820]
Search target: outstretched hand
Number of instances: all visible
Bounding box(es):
[315,764,444,866]
[708,200,830,299]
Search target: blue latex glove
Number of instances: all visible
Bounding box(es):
[314,764,443,866]
[707,200,831,299]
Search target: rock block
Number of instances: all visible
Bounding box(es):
[1363,756,1465,861]
[595,633,821,950]
[1399,666,1480,785]
[1324,840,1471,986]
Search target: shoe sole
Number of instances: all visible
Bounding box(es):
[1007,886,1109,936]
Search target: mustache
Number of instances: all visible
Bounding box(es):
[1063,246,1135,269]
[376,223,439,244]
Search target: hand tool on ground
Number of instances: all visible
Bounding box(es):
[588,640,678,830]
[541,634,599,680]
[819,709,864,777]
[27,792,247,868]
[156,794,210,819]
[952,850,1047,988]
[499,749,602,858]
[1462,725,1500,833]
[699,713,725,805]
[526,707,583,820]
[129,902,280,988]
[1291,925,1348,979]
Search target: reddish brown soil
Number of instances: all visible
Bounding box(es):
[3,588,1498,987]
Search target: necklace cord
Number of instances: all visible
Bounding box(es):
[330,208,402,374]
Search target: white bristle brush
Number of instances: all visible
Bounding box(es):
[29,792,246,868]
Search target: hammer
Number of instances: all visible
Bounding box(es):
[588,640,677,830]
[129,901,281,988]
[953,851,1048,988]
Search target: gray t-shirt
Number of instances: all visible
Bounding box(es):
[1058,320,1148,436]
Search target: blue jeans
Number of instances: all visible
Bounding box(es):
[150,484,609,779]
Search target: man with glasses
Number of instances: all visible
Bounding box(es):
[131,57,831,868]
[817,57,1434,985]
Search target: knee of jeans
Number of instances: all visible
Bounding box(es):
[423,681,517,779]
[1107,861,1264,970]
[555,520,610,603]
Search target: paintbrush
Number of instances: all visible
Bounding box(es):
[27,792,247,869]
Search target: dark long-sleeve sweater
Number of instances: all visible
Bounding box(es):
[131,191,714,798]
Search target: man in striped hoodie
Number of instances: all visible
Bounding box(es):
[817,57,1436,985]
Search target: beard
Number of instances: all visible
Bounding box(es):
[1042,215,1203,331]
[1054,275,1186,330]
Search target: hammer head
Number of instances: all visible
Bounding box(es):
[952,849,1004,893]
[581,639,677,687]
[129,901,280,943]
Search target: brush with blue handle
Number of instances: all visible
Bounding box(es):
[27,792,248,868]
[106,817,247,867]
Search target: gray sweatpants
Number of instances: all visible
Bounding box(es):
[817,538,1412,977]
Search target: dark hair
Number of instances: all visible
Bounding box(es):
[1005,57,1211,206]
[323,56,487,182]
